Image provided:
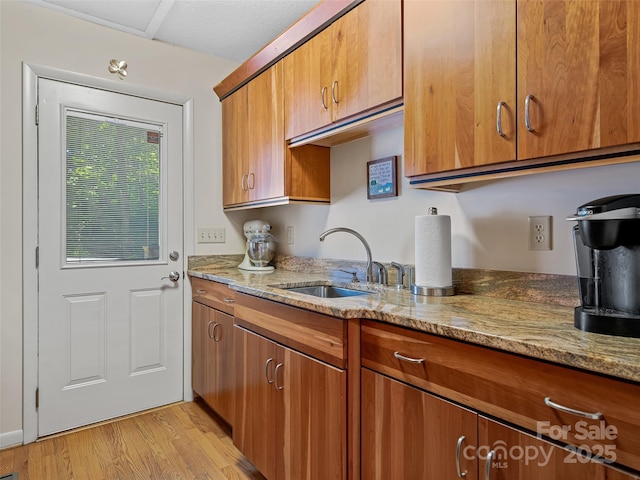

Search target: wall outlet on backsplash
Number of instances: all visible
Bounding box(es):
[529,216,552,251]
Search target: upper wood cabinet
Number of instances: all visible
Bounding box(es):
[517,0,640,159]
[222,61,330,209]
[284,0,402,140]
[404,0,517,177]
[405,0,640,181]
[222,63,284,207]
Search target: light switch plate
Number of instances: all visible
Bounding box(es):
[197,227,225,243]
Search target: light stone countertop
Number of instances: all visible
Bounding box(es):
[188,262,640,384]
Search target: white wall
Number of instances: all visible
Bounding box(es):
[0,1,238,442]
[259,127,640,276]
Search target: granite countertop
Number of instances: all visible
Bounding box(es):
[188,260,640,384]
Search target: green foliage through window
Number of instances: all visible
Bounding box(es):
[65,113,161,262]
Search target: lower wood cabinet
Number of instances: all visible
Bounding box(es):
[234,325,347,480]
[191,301,234,425]
[362,368,639,480]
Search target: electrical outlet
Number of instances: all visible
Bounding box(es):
[197,227,226,244]
[286,226,294,245]
[528,216,552,251]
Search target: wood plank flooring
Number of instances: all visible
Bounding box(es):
[0,399,266,480]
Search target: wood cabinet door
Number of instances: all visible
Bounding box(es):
[206,309,234,426]
[284,27,333,140]
[233,326,279,480]
[191,301,208,397]
[222,85,249,206]
[479,417,640,479]
[361,368,478,480]
[247,62,285,202]
[280,346,347,480]
[331,0,402,123]
[517,0,640,160]
[404,0,516,177]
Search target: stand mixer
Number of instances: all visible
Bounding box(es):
[238,220,276,272]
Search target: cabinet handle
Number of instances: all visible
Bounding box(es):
[241,174,248,192]
[274,363,284,390]
[485,450,494,480]
[195,289,207,294]
[456,435,467,478]
[524,94,535,132]
[223,298,235,303]
[496,101,506,137]
[331,80,339,105]
[321,86,328,110]
[212,323,221,342]
[207,320,214,339]
[543,397,603,420]
[393,351,425,364]
[264,358,274,384]
[248,172,255,190]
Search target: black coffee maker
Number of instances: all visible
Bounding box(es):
[569,194,640,337]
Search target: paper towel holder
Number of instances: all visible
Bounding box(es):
[409,208,456,296]
[410,284,456,296]
[407,266,455,296]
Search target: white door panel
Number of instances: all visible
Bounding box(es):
[37,78,184,436]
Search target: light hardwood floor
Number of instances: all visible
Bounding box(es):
[0,399,266,479]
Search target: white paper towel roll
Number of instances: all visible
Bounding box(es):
[415,212,452,287]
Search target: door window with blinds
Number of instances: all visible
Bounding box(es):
[64,109,164,265]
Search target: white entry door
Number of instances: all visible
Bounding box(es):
[37,78,184,436]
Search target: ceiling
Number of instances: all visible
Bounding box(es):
[28,0,322,63]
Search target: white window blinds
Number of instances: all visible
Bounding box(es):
[65,110,162,263]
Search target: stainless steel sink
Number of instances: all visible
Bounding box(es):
[282,285,372,298]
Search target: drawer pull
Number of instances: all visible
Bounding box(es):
[543,397,603,420]
[456,435,467,478]
[265,358,274,384]
[393,351,425,364]
[223,298,235,303]
[195,289,207,294]
[485,450,494,480]
[207,321,215,339]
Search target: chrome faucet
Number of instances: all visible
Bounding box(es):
[372,261,388,285]
[390,262,405,289]
[319,227,374,283]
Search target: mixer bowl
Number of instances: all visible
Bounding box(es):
[247,233,276,267]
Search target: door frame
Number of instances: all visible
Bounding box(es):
[22,63,195,444]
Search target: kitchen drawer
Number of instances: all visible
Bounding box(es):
[361,320,640,471]
[191,276,236,315]
[234,293,347,369]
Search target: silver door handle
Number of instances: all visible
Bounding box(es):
[321,86,328,110]
[524,94,535,132]
[331,80,339,105]
[274,363,284,390]
[161,271,180,282]
[496,101,506,137]
[456,435,467,478]
[485,450,494,480]
[265,358,274,384]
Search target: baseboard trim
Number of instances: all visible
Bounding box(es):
[0,430,23,449]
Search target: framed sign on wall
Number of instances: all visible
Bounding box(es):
[367,156,398,199]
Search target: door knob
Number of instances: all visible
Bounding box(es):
[161,271,180,282]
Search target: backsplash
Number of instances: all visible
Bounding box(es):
[188,254,579,308]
